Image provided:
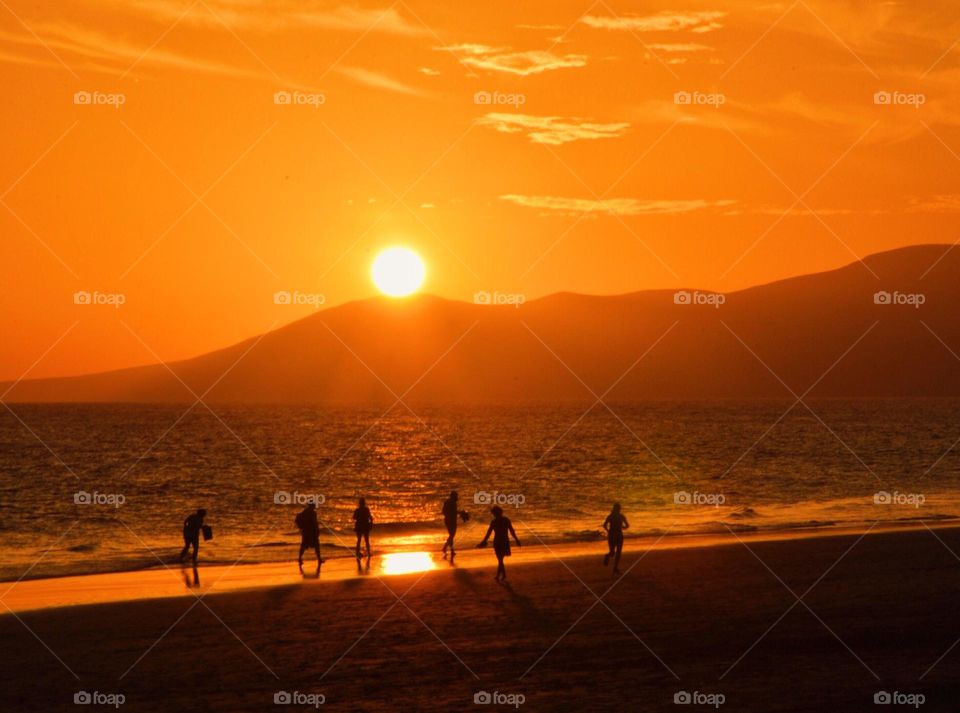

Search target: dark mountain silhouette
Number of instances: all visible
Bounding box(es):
[4,244,959,403]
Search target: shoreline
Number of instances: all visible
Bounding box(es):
[4,519,958,615]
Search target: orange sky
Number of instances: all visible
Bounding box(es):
[2,0,959,379]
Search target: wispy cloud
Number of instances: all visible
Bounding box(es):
[647,43,714,52]
[338,67,429,96]
[582,11,726,33]
[477,114,630,145]
[437,44,586,75]
[120,0,428,36]
[500,194,735,216]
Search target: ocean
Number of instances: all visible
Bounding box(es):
[1,399,958,581]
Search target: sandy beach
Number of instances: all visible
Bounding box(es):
[2,526,958,712]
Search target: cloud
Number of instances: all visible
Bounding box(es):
[418,67,440,76]
[500,194,736,216]
[437,44,586,75]
[647,43,714,52]
[121,0,428,35]
[338,67,429,96]
[477,114,630,145]
[582,11,725,33]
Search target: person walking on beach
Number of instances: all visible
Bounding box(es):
[179,508,207,564]
[296,502,323,568]
[441,491,469,559]
[478,505,521,581]
[602,502,629,574]
[353,497,374,560]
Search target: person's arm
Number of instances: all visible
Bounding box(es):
[602,515,611,532]
[479,524,493,545]
[508,522,521,546]
[622,515,630,530]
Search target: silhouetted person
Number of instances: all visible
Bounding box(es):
[296,502,323,568]
[441,491,469,559]
[353,497,373,560]
[478,505,520,581]
[179,508,207,564]
[603,502,629,574]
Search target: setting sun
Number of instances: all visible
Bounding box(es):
[371,247,426,298]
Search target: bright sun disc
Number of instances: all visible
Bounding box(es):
[371,247,425,297]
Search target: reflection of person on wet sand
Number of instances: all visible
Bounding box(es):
[478,506,521,581]
[353,497,373,560]
[602,502,629,574]
[441,491,469,560]
[295,502,323,569]
[181,563,200,589]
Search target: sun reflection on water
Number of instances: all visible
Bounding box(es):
[380,551,436,575]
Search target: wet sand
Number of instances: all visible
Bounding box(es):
[2,526,960,711]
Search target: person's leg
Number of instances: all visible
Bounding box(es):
[363,532,371,557]
[298,540,306,565]
[314,542,321,565]
[190,538,199,564]
[180,540,189,561]
[355,533,361,558]
[449,524,457,555]
[613,538,623,572]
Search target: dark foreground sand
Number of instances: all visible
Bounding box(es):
[2,527,959,712]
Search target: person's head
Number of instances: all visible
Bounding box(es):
[307,502,316,511]
[359,497,366,507]
[197,508,207,518]
[611,502,621,514]
[450,490,458,500]
[491,505,503,518]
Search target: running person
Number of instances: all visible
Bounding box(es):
[602,502,629,574]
